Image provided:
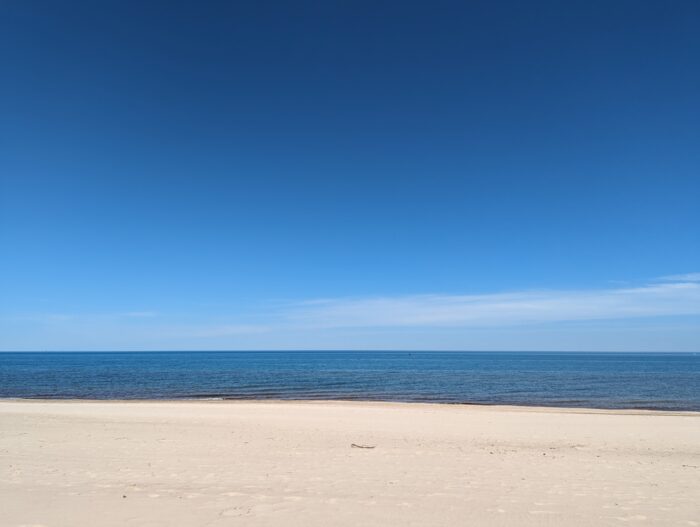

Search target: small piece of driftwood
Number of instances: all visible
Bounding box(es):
[351,443,376,449]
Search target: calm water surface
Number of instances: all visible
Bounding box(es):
[1,352,698,411]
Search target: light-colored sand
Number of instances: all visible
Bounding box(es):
[1,400,698,526]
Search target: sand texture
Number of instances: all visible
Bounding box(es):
[1,400,698,526]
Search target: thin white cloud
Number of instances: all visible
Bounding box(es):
[176,279,700,338]
[658,272,700,282]
[4,278,699,345]
[282,281,700,329]
[1,311,158,323]
[176,324,272,338]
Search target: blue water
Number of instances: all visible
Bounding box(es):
[1,352,699,411]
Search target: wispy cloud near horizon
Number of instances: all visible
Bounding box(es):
[658,273,700,283]
[165,275,700,339]
[2,275,699,350]
[282,280,700,330]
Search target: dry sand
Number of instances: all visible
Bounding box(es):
[1,400,698,526]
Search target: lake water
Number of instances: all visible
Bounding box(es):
[1,351,698,411]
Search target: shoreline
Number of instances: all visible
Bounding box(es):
[2,396,699,416]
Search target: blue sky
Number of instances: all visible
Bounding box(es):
[1,1,698,351]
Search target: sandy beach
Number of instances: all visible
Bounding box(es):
[1,400,698,526]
